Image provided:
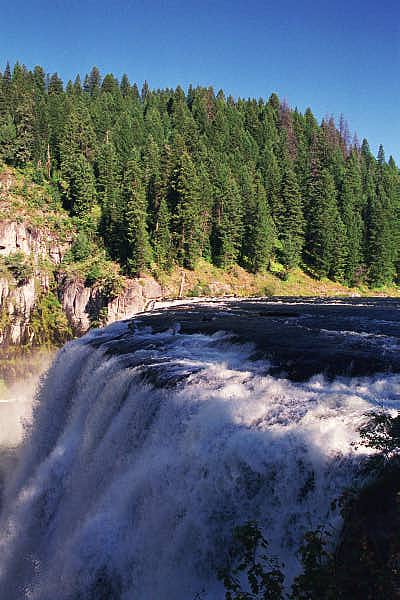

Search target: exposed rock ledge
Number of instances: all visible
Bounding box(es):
[58,275,162,336]
[0,220,69,265]
[0,219,162,346]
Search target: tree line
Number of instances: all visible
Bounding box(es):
[0,61,399,286]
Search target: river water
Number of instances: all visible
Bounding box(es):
[0,298,399,599]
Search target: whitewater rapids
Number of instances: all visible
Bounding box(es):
[1,300,399,599]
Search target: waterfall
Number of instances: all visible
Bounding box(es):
[0,315,398,599]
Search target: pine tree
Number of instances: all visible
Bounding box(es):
[307,168,346,280]
[12,63,35,165]
[366,183,394,286]
[73,75,82,95]
[122,157,152,275]
[68,153,97,217]
[279,160,305,269]
[365,148,396,286]
[212,165,244,268]
[0,61,397,288]
[48,73,64,95]
[96,139,121,250]
[152,196,172,271]
[340,151,364,284]
[84,66,101,96]
[259,145,281,222]
[245,174,276,272]
[120,74,131,97]
[172,151,203,269]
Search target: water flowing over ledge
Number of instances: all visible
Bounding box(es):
[1,298,400,599]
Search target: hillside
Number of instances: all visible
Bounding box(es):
[0,62,399,294]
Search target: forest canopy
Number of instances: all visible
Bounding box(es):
[1,61,399,287]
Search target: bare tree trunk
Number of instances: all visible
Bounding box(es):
[179,270,185,298]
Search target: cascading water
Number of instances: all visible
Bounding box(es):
[1,303,399,599]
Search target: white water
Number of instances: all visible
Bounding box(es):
[0,319,398,599]
[0,376,42,449]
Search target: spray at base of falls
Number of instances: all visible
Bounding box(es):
[0,318,398,599]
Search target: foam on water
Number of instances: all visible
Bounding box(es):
[0,320,398,599]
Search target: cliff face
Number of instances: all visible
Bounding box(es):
[0,219,162,346]
[0,219,65,345]
[57,274,162,336]
[0,220,68,264]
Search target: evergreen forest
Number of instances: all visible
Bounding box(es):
[1,61,399,288]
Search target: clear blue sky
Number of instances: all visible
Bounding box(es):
[1,0,399,161]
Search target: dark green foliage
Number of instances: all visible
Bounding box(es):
[212,164,244,268]
[365,152,397,286]
[152,196,172,271]
[122,156,152,275]
[290,529,337,599]
[63,153,97,216]
[243,174,276,272]
[30,292,72,345]
[96,140,121,249]
[218,521,285,600]
[278,160,305,269]
[68,231,93,261]
[339,151,364,284]
[306,168,347,280]
[333,410,400,599]
[4,251,34,285]
[0,61,398,285]
[172,150,203,269]
[355,410,400,467]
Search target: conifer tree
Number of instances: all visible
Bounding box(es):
[122,156,152,275]
[172,151,203,269]
[96,139,121,249]
[212,165,244,268]
[0,61,397,287]
[366,184,394,286]
[120,74,131,97]
[307,168,346,280]
[259,146,281,222]
[245,174,276,272]
[68,154,97,217]
[48,73,64,96]
[279,160,305,269]
[340,151,364,284]
[85,67,101,96]
[152,197,172,271]
[365,149,396,286]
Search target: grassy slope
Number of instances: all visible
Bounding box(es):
[158,259,400,300]
[0,164,74,240]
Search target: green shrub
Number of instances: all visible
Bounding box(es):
[68,231,93,262]
[30,292,72,346]
[290,529,337,600]
[4,252,34,285]
[218,521,285,599]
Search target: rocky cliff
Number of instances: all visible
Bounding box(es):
[57,274,162,336]
[0,217,162,346]
[0,221,162,344]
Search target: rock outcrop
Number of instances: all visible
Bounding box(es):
[0,221,69,265]
[0,219,162,346]
[58,275,162,336]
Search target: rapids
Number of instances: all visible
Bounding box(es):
[1,298,400,599]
